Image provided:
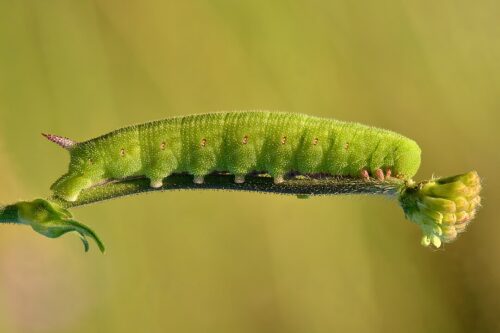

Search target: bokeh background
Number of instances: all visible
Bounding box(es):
[0,1,499,332]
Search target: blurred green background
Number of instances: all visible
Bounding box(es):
[0,0,499,332]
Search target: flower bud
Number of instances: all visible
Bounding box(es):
[422,196,456,213]
[453,197,469,212]
[399,171,482,248]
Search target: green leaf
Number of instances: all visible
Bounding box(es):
[15,199,105,253]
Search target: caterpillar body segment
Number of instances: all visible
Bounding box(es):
[139,117,183,188]
[46,111,421,202]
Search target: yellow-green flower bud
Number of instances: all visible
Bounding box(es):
[421,196,457,213]
[441,225,458,242]
[442,213,456,224]
[399,171,482,248]
[453,197,469,212]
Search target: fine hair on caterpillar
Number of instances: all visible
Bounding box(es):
[44,111,421,202]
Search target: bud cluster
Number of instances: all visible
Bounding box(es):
[399,171,481,248]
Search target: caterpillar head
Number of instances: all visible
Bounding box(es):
[393,139,421,179]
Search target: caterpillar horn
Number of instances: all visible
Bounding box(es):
[42,133,76,149]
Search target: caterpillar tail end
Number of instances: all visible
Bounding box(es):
[15,199,105,253]
[398,171,482,249]
[50,174,90,202]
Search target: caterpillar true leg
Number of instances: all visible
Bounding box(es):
[385,168,392,178]
[360,169,370,181]
[375,168,385,181]
[193,176,205,184]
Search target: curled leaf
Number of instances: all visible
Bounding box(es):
[15,199,104,252]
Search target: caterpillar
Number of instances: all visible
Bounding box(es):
[44,111,421,202]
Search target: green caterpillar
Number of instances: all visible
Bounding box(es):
[44,111,421,202]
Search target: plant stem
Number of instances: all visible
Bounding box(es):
[0,205,21,224]
[50,173,406,209]
[0,171,481,252]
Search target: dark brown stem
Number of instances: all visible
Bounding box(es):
[50,173,405,209]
